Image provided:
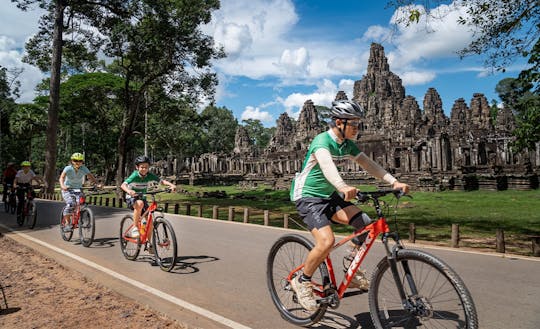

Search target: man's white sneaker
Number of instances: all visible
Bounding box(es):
[128,227,140,238]
[348,269,370,290]
[290,276,318,311]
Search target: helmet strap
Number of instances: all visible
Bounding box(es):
[337,119,348,141]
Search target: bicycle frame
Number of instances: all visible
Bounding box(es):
[288,190,409,302]
[122,194,159,245]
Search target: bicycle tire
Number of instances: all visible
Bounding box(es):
[267,234,329,326]
[27,201,37,229]
[369,249,478,329]
[78,208,95,247]
[152,216,177,272]
[119,215,140,260]
[60,206,74,241]
[9,194,16,214]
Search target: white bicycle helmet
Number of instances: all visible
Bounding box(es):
[330,100,365,119]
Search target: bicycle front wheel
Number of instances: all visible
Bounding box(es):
[79,208,95,247]
[27,201,37,229]
[266,234,329,326]
[60,206,73,241]
[119,215,140,260]
[369,249,478,329]
[152,217,177,272]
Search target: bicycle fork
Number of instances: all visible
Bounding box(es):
[382,233,429,317]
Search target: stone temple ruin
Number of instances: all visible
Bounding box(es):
[169,43,539,191]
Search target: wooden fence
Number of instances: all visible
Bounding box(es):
[39,192,540,257]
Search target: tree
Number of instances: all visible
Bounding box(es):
[495,77,540,151]
[13,0,128,193]
[241,119,274,149]
[0,66,20,165]
[200,106,238,153]
[94,0,224,187]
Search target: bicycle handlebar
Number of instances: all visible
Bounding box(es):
[135,188,172,197]
[338,188,409,203]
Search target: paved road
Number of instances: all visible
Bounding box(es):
[1,199,539,329]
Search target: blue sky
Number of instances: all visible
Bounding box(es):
[0,0,527,126]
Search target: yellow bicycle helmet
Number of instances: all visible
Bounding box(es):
[21,161,31,167]
[70,152,84,161]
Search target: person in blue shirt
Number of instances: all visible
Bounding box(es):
[59,152,98,232]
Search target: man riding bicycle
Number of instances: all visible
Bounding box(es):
[289,99,410,311]
[59,153,98,232]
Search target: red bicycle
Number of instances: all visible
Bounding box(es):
[119,189,178,272]
[267,189,478,328]
[16,185,38,229]
[60,187,99,247]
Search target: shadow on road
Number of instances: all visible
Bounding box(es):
[173,255,219,274]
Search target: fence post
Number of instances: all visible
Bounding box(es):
[409,223,416,243]
[228,207,234,221]
[112,198,116,208]
[531,236,540,257]
[283,214,289,229]
[99,196,103,206]
[105,197,109,207]
[164,203,169,213]
[451,224,459,248]
[173,203,179,214]
[186,203,191,216]
[264,210,269,226]
[496,228,506,253]
[243,208,249,223]
[197,204,203,217]
[119,198,123,208]
[212,206,219,219]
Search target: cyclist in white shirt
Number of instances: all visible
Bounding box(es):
[13,161,40,218]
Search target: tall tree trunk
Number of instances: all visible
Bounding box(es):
[43,0,65,193]
[115,90,141,192]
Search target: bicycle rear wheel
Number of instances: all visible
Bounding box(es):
[60,206,73,241]
[152,216,177,272]
[369,249,478,329]
[27,201,37,229]
[79,208,95,247]
[119,215,140,260]
[9,194,16,214]
[266,234,329,326]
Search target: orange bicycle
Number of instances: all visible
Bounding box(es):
[119,189,178,272]
[60,187,100,247]
[267,189,478,328]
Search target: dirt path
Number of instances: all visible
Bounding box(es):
[0,233,191,329]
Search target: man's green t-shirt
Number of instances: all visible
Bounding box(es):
[290,130,360,201]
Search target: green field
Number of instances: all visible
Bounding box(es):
[52,184,540,256]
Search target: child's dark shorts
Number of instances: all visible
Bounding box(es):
[295,192,354,231]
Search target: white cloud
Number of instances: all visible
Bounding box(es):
[276,47,310,76]
[385,2,474,67]
[207,0,368,81]
[277,78,354,119]
[0,4,46,103]
[241,106,274,123]
[399,71,436,85]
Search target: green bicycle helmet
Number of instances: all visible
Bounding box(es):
[21,161,31,167]
[71,152,84,161]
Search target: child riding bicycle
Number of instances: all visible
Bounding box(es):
[13,161,44,219]
[121,155,176,240]
[59,153,99,232]
[289,99,410,311]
